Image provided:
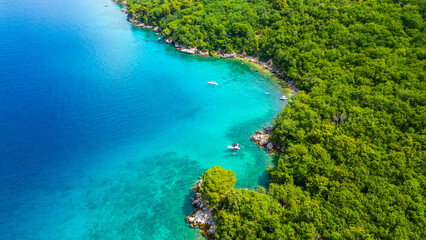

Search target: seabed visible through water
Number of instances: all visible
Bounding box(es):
[0,0,287,239]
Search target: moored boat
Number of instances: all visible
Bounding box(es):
[280,95,287,100]
[208,81,218,85]
[227,143,240,150]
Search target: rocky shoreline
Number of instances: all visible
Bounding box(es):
[250,127,284,154]
[186,177,216,239]
[112,3,284,238]
[114,1,299,95]
[223,55,299,94]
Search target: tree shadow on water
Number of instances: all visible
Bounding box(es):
[181,189,196,221]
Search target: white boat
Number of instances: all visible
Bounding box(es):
[104,4,108,7]
[208,81,218,85]
[265,92,270,94]
[280,95,287,100]
[227,143,240,150]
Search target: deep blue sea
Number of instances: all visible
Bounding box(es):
[0,0,287,239]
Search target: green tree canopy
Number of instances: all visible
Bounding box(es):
[199,166,237,207]
[125,0,425,238]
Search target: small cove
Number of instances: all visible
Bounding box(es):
[0,0,287,239]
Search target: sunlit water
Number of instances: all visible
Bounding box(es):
[0,0,287,239]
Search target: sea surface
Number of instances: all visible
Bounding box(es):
[0,0,286,239]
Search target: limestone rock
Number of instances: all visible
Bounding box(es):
[250,127,283,154]
[250,130,269,147]
[197,51,210,57]
[221,53,237,59]
[267,142,274,151]
[260,137,269,146]
[186,179,216,239]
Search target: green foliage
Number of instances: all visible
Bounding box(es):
[125,0,425,238]
[199,166,237,207]
[271,0,287,11]
[215,189,296,240]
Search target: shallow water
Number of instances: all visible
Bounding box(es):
[0,0,286,239]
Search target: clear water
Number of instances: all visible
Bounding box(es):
[0,0,286,239]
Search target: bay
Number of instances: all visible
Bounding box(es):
[0,0,286,239]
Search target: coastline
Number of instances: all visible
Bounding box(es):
[106,2,426,240]
[114,1,298,95]
[112,2,286,239]
[186,178,216,239]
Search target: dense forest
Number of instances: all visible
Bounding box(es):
[122,0,425,239]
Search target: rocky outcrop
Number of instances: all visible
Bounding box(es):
[220,53,237,59]
[174,43,210,57]
[126,18,162,33]
[186,177,216,239]
[197,51,210,57]
[250,127,284,153]
[175,43,196,54]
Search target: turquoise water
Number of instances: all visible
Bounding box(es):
[0,0,286,239]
